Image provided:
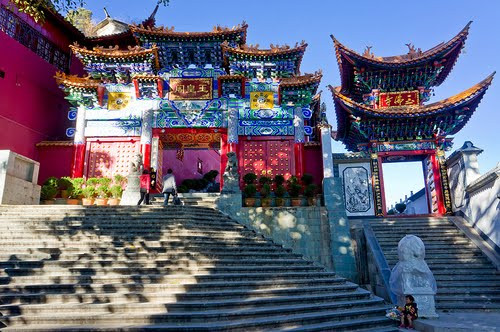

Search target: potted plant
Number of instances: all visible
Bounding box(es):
[108,184,123,205]
[71,178,85,198]
[274,184,287,207]
[301,173,314,186]
[260,183,272,207]
[40,184,58,204]
[113,174,127,187]
[304,183,318,206]
[57,177,73,199]
[81,186,96,206]
[288,176,302,207]
[86,177,99,187]
[243,172,257,207]
[95,184,110,206]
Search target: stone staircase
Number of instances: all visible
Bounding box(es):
[0,205,396,331]
[368,217,500,312]
[151,193,219,208]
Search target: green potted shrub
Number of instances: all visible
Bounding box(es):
[81,186,96,206]
[288,179,302,207]
[301,173,314,186]
[40,184,58,204]
[260,183,272,207]
[86,177,99,187]
[304,183,318,206]
[96,184,110,206]
[273,175,285,187]
[243,173,257,207]
[243,184,257,207]
[113,174,127,187]
[57,177,73,199]
[259,175,271,186]
[274,184,287,207]
[108,184,123,205]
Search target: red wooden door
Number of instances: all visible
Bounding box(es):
[85,140,140,178]
[241,140,294,179]
[267,140,293,179]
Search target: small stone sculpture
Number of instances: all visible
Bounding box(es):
[389,235,438,318]
[129,153,143,175]
[221,152,240,194]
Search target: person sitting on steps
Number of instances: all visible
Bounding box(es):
[162,169,177,206]
[399,294,418,329]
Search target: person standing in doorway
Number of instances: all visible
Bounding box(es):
[137,169,151,205]
[162,169,177,206]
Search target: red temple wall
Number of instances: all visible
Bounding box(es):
[304,145,323,187]
[0,0,83,164]
[37,145,73,184]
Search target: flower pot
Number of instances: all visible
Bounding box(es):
[82,198,95,206]
[261,198,271,207]
[66,198,80,205]
[42,199,55,205]
[60,190,69,199]
[291,198,302,207]
[108,198,121,206]
[95,198,108,206]
[307,197,317,206]
[244,198,256,207]
[275,198,285,207]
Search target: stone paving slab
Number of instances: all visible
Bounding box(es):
[411,312,500,331]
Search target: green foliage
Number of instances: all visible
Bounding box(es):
[243,172,257,185]
[98,177,112,187]
[203,170,219,182]
[273,175,285,186]
[97,185,110,198]
[259,176,271,186]
[40,184,57,200]
[10,0,170,24]
[43,176,58,188]
[301,173,314,186]
[113,174,126,186]
[288,182,302,198]
[304,184,318,198]
[71,177,85,189]
[287,175,299,185]
[387,209,395,215]
[57,176,73,190]
[177,185,188,193]
[82,186,96,199]
[243,184,257,198]
[274,185,287,198]
[395,203,407,213]
[65,7,93,36]
[110,185,123,199]
[260,183,271,198]
[68,177,84,198]
[86,177,99,186]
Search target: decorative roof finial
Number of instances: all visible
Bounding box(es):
[362,46,374,58]
[142,3,160,28]
[103,7,111,18]
[405,43,422,57]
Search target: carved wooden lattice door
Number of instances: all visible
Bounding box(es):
[241,140,294,179]
[423,156,438,213]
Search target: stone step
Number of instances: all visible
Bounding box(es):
[0,251,304,262]
[11,316,397,332]
[0,296,384,319]
[434,275,500,282]
[0,284,363,309]
[0,304,389,328]
[0,257,314,269]
[436,288,500,295]
[385,262,494,270]
[436,303,500,311]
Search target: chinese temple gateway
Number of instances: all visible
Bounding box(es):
[329,22,494,216]
[56,20,325,188]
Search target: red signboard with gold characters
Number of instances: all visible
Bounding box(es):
[378,91,419,108]
[169,78,212,100]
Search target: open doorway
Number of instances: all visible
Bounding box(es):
[381,158,429,216]
[155,128,222,193]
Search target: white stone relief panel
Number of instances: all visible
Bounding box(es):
[339,162,375,216]
[448,158,466,209]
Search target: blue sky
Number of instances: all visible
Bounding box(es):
[84,0,499,205]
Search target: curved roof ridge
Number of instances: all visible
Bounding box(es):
[221,40,308,56]
[330,21,471,65]
[329,71,494,115]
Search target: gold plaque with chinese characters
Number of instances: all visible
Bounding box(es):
[378,90,419,108]
[250,91,274,110]
[169,78,212,100]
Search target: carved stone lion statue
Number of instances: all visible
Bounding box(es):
[224,152,238,177]
[129,153,143,175]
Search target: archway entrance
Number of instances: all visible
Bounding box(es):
[152,128,223,193]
